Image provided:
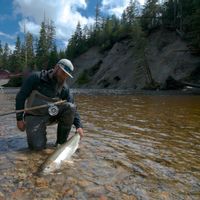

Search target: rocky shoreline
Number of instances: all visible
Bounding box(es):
[2,87,200,96]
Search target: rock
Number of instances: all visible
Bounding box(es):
[78,180,91,187]
[18,181,23,188]
[0,192,5,199]
[43,148,54,155]
[99,195,108,200]
[122,194,137,200]
[86,186,105,197]
[160,192,170,199]
[16,155,28,161]
[62,188,74,197]
[35,177,48,188]
[11,188,26,199]
[105,185,118,193]
[67,177,78,185]
[162,76,184,90]
[18,173,27,180]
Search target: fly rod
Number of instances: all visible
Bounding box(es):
[0,100,67,117]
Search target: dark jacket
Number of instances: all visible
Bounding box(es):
[15,69,82,129]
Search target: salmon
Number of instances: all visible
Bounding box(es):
[40,133,80,174]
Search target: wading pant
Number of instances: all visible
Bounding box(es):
[25,102,76,150]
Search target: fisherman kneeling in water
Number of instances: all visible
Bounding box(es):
[15,59,84,150]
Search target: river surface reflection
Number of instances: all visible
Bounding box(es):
[0,91,200,200]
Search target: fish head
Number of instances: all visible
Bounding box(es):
[41,161,58,175]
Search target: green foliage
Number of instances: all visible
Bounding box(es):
[143,80,160,90]
[161,0,200,49]
[141,0,161,32]
[0,0,199,74]
[48,45,58,68]
[66,0,146,58]
[0,19,59,73]
[3,76,23,87]
[76,61,102,85]
[76,70,90,85]
[25,32,35,70]
[1,43,10,70]
[36,20,57,69]
[12,36,23,72]
[0,41,3,68]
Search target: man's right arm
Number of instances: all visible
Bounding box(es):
[15,73,40,121]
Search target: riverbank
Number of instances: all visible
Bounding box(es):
[2,87,200,96]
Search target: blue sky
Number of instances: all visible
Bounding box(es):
[0,0,144,50]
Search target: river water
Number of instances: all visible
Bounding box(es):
[0,90,199,200]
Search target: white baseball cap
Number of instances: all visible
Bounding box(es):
[57,59,74,78]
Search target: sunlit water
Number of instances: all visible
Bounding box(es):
[0,90,199,200]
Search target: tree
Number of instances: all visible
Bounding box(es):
[36,21,48,69]
[161,0,200,48]
[48,44,58,68]
[66,21,87,59]
[2,43,10,70]
[126,0,136,25]
[12,36,22,72]
[122,0,140,25]
[0,41,3,68]
[46,20,56,52]
[35,20,55,69]
[95,0,101,31]
[161,0,175,28]
[141,0,161,31]
[25,32,35,70]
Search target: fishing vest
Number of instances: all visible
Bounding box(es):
[25,70,62,116]
[25,90,60,115]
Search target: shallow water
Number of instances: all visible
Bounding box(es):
[0,91,200,200]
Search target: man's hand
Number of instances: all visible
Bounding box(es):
[17,120,26,132]
[76,127,84,139]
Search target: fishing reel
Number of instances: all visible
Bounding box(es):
[48,104,59,116]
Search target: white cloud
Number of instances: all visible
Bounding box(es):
[19,19,40,36]
[12,0,145,48]
[101,0,130,18]
[8,44,15,52]
[101,0,144,17]
[13,0,94,48]
[0,31,15,40]
[139,0,145,5]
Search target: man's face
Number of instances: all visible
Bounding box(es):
[55,65,69,84]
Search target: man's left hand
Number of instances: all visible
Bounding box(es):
[76,127,84,139]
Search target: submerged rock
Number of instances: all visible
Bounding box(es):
[35,177,49,188]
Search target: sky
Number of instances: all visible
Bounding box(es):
[0,0,145,51]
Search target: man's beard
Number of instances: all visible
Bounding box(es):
[53,72,65,87]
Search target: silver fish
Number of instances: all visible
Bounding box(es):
[40,133,80,174]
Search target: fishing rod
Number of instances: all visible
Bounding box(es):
[0,100,67,117]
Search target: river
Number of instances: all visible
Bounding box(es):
[0,90,199,200]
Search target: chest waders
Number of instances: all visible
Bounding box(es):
[25,90,76,150]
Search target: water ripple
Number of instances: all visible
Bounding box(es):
[0,93,199,199]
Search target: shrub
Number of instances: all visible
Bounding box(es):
[3,76,23,87]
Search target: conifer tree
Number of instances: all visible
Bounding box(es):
[49,44,58,68]
[13,36,22,72]
[141,0,161,31]
[0,41,3,68]
[36,20,55,69]
[36,21,48,69]
[25,32,35,70]
[2,43,10,71]
[95,0,101,31]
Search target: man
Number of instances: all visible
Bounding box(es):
[15,58,83,150]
